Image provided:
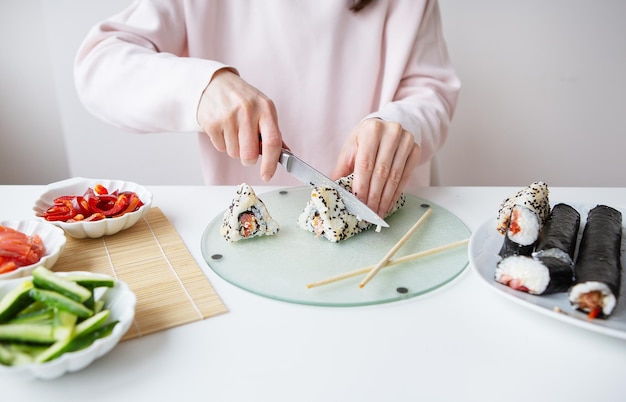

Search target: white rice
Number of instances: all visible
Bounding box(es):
[507,205,540,246]
[495,255,550,294]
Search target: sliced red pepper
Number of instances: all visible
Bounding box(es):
[587,307,602,319]
[113,193,141,217]
[39,184,143,222]
[83,212,106,221]
[40,204,76,221]
[102,194,130,217]
[71,196,90,216]
[93,184,109,195]
[53,195,76,203]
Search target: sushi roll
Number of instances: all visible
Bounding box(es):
[533,203,580,264]
[496,181,550,235]
[495,203,580,295]
[498,204,542,258]
[495,255,573,295]
[569,205,623,318]
[297,174,406,243]
[220,183,279,242]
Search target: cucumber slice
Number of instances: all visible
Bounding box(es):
[53,310,78,341]
[15,300,48,317]
[9,307,54,325]
[0,281,35,323]
[0,344,14,365]
[62,273,115,288]
[35,310,111,363]
[32,267,92,303]
[30,288,93,318]
[0,323,55,344]
[94,300,105,314]
[66,320,119,354]
[75,309,110,335]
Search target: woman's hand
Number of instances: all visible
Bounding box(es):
[197,69,283,182]
[332,118,421,217]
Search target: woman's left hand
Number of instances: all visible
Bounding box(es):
[332,118,421,218]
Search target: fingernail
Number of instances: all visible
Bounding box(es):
[261,174,271,182]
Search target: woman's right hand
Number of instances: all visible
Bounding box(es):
[197,69,283,182]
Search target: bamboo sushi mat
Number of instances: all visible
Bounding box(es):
[53,207,228,341]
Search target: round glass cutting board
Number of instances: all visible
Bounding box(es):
[201,187,470,307]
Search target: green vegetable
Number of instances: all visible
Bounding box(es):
[0,323,56,344]
[66,321,118,354]
[35,310,111,363]
[32,267,92,303]
[30,288,93,318]
[9,307,54,325]
[0,344,14,365]
[0,270,121,366]
[52,310,78,341]
[0,281,35,323]
[62,273,115,289]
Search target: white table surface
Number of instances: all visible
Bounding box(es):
[1,185,625,402]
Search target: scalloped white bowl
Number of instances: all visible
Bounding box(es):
[0,220,67,280]
[33,177,153,239]
[0,272,136,380]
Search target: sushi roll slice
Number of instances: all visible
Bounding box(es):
[498,204,542,258]
[495,255,573,295]
[297,174,406,243]
[569,205,623,318]
[496,181,550,235]
[495,203,580,295]
[220,183,279,242]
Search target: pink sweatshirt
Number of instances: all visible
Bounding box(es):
[75,0,460,189]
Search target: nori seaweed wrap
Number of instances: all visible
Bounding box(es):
[569,204,623,318]
[534,203,581,263]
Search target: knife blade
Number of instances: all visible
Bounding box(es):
[278,149,389,228]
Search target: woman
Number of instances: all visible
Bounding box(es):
[75,0,460,217]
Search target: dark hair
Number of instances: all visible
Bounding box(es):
[349,0,375,13]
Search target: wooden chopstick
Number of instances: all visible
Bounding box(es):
[306,238,469,289]
[359,207,433,288]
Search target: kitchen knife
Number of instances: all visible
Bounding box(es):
[278,149,389,228]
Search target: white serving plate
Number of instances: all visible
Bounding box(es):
[33,177,153,239]
[469,202,626,340]
[0,220,66,280]
[0,272,136,379]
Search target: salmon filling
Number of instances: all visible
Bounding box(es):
[578,290,603,316]
[238,212,258,238]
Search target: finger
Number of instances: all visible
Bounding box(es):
[222,121,240,159]
[238,113,259,167]
[382,142,421,216]
[204,126,227,152]
[258,101,282,182]
[350,128,381,203]
[377,141,410,216]
[366,124,405,215]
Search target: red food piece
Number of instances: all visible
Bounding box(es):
[239,212,257,238]
[37,185,144,223]
[0,226,46,274]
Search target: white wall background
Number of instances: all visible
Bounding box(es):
[1,0,625,187]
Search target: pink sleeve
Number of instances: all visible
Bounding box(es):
[366,0,461,166]
[74,0,230,133]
